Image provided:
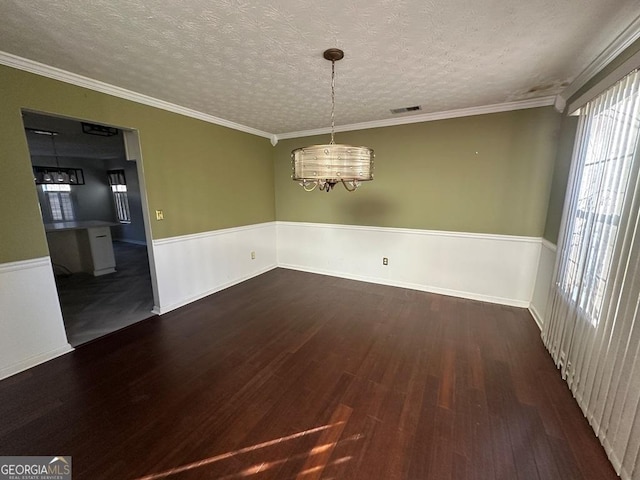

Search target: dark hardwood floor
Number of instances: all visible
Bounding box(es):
[0,269,617,479]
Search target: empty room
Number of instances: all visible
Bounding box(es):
[2,1,640,479]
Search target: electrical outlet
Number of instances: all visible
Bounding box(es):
[155,210,164,221]
[383,257,388,266]
[251,251,256,260]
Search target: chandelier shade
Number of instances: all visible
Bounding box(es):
[291,143,374,192]
[292,48,374,192]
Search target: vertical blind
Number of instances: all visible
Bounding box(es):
[543,68,640,479]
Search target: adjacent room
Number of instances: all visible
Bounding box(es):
[1,1,640,479]
[22,111,155,346]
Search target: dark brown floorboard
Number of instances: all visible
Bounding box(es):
[0,268,618,480]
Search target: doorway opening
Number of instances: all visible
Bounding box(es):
[22,110,158,346]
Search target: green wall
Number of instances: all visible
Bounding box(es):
[1,62,567,266]
[0,65,275,264]
[274,107,561,237]
[542,114,578,243]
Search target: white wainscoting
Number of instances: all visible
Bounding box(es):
[152,222,277,314]
[1,220,547,380]
[0,257,73,380]
[276,222,542,308]
[529,239,557,330]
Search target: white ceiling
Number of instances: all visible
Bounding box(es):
[1,0,640,136]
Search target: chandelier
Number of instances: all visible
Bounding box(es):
[30,128,85,185]
[291,48,374,192]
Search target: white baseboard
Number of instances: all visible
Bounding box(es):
[277,222,541,308]
[280,263,529,307]
[0,257,73,381]
[0,345,73,381]
[152,222,277,313]
[114,238,147,246]
[155,265,277,314]
[528,305,544,331]
[529,240,557,330]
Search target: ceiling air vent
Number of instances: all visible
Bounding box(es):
[390,105,422,114]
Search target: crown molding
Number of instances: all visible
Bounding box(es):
[0,50,557,145]
[568,47,640,114]
[274,96,556,141]
[0,51,272,140]
[554,95,566,113]
[560,14,640,104]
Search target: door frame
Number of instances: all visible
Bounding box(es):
[22,109,161,321]
[122,129,161,312]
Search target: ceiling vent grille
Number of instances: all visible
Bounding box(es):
[390,105,422,114]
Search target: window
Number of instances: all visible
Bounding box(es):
[557,69,640,326]
[42,184,75,221]
[111,184,131,223]
[108,169,131,223]
[542,69,640,479]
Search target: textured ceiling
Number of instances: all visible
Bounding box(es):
[1,0,639,135]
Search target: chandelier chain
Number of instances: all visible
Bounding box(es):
[51,134,60,168]
[330,59,335,145]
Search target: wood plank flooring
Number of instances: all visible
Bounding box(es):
[0,268,617,479]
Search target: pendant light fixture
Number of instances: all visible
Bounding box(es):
[29,128,85,185]
[291,48,374,192]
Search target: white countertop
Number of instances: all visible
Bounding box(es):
[44,220,120,232]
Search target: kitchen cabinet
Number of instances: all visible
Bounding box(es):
[45,221,118,276]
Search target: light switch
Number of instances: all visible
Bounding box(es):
[155,209,164,221]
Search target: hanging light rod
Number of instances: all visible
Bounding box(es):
[291,48,374,192]
[26,127,58,136]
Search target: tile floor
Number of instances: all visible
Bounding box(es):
[54,241,155,346]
